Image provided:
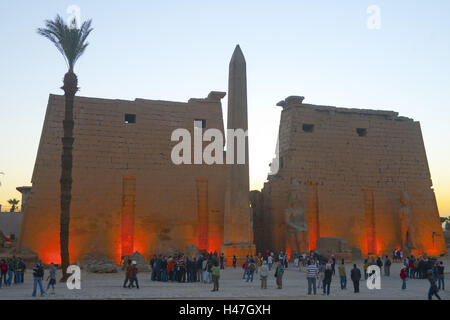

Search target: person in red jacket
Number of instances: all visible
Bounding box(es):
[167,257,175,282]
[0,260,7,288]
[408,260,415,279]
[400,267,407,290]
[242,261,249,279]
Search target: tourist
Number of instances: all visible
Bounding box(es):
[268,255,273,271]
[186,257,193,282]
[437,261,445,290]
[192,257,198,282]
[403,256,409,277]
[274,260,284,289]
[413,259,419,278]
[284,252,289,268]
[176,254,184,282]
[6,258,14,286]
[278,251,283,265]
[400,266,407,290]
[46,262,57,294]
[156,255,163,281]
[260,260,269,289]
[206,258,213,283]
[196,256,203,282]
[167,256,175,281]
[408,258,415,279]
[128,260,139,289]
[150,254,157,281]
[11,256,17,284]
[220,253,225,270]
[242,260,249,279]
[318,262,325,289]
[322,264,333,295]
[123,259,132,288]
[376,256,383,271]
[0,259,8,288]
[201,257,208,283]
[232,255,237,268]
[306,259,319,295]
[246,259,256,282]
[350,264,361,293]
[427,269,441,300]
[363,259,369,280]
[294,255,299,269]
[418,258,425,279]
[161,256,168,282]
[393,249,397,262]
[16,258,25,284]
[384,255,391,276]
[31,260,45,297]
[338,260,347,290]
[331,255,336,275]
[211,262,220,292]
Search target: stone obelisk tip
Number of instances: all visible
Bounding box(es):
[230,44,246,65]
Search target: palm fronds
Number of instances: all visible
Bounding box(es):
[37,15,93,71]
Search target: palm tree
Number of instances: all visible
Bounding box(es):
[7,199,20,212]
[37,15,93,281]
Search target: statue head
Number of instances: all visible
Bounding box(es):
[400,192,410,206]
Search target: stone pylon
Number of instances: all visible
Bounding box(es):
[222,45,256,264]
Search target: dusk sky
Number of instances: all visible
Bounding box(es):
[0,1,449,217]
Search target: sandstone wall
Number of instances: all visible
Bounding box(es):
[20,94,227,263]
[258,101,446,257]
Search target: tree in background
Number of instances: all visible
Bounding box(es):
[37,14,93,281]
[7,199,20,212]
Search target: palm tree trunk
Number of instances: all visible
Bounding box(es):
[60,70,78,282]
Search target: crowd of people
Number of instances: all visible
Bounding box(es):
[120,249,445,300]
[143,251,224,285]
[0,256,26,288]
[0,249,445,299]
[0,257,56,297]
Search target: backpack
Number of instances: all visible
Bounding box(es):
[249,264,256,272]
[36,265,44,278]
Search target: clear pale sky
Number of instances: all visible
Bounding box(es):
[0,1,449,216]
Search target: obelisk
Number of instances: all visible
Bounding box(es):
[222,45,255,265]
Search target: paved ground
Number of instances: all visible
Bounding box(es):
[0,259,448,300]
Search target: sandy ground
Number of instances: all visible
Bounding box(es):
[0,259,448,300]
